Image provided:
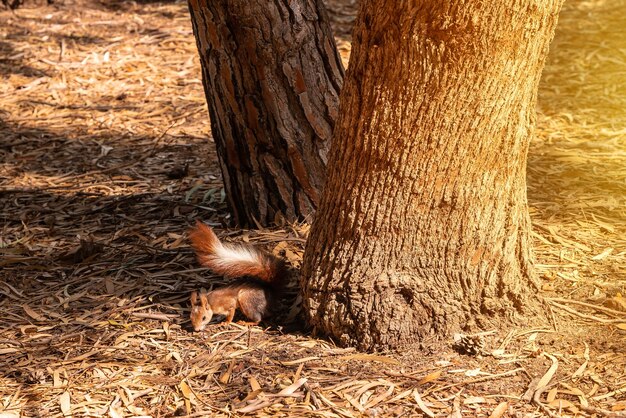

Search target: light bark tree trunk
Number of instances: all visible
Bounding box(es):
[301,0,564,350]
[188,0,344,226]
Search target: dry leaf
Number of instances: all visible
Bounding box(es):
[546,387,558,403]
[537,353,558,389]
[59,392,71,417]
[572,342,590,379]
[418,370,442,385]
[278,378,307,396]
[53,370,63,388]
[22,305,46,322]
[612,402,626,411]
[272,241,288,256]
[278,356,320,366]
[249,376,261,392]
[488,402,508,418]
[59,239,103,264]
[464,396,486,404]
[179,380,194,415]
[108,397,123,418]
[548,399,579,413]
[162,321,171,340]
[242,389,263,402]
[591,214,615,233]
[237,401,273,414]
[605,296,626,312]
[364,383,394,409]
[413,389,435,418]
[219,360,235,384]
[293,363,304,382]
[179,380,194,400]
[591,247,613,260]
[104,278,115,294]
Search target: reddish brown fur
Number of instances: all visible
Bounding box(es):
[188,221,220,256]
[209,283,269,322]
[188,221,288,331]
[188,221,286,285]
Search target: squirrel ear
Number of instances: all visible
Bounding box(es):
[190,291,198,306]
[200,292,209,308]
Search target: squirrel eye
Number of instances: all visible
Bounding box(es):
[202,316,207,321]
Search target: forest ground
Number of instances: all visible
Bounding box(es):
[0,0,624,417]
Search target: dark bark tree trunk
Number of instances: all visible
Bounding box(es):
[188,0,344,227]
[301,0,564,350]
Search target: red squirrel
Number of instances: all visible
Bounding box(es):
[188,221,287,331]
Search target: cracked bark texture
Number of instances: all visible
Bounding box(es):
[301,0,564,350]
[188,0,343,226]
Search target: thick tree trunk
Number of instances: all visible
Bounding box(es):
[301,0,564,350]
[187,0,343,227]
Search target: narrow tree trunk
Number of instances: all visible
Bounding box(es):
[301,0,564,350]
[187,0,343,227]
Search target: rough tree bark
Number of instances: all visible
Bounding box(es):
[301,0,564,350]
[188,0,343,226]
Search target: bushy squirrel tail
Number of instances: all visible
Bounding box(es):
[189,221,287,288]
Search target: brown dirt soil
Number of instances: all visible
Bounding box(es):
[1,0,625,417]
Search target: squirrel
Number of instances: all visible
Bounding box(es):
[188,221,288,331]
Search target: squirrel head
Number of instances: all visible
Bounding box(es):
[190,291,213,331]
